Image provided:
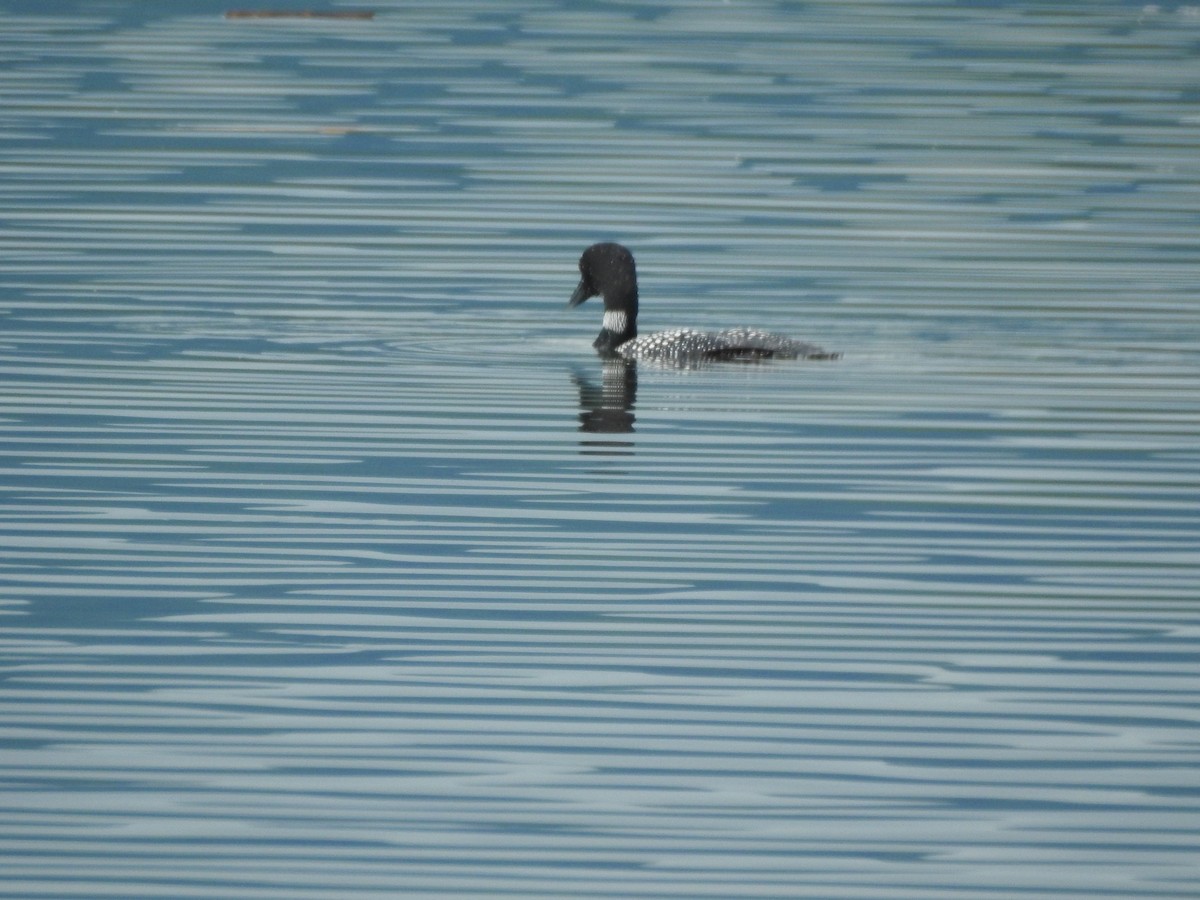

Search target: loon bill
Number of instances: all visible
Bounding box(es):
[567,242,839,362]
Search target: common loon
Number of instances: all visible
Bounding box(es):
[567,242,839,362]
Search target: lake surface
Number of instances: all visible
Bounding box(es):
[2,2,1198,897]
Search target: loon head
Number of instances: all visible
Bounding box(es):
[568,242,639,355]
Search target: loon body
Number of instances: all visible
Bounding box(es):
[567,243,838,363]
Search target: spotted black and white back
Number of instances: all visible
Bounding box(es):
[616,328,837,363]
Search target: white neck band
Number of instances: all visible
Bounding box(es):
[602,310,628,333]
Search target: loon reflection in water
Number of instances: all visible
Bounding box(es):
[572,359,637,450]
[567,242,839,363]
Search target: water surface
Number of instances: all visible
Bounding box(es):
[2,2,1198,898]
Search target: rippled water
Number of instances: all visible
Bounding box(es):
[2,2,1199,898]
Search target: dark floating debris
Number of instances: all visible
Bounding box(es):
[225,9,374,19]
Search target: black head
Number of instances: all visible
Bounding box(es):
[567,242,638,354]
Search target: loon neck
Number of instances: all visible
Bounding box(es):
[595,308,636,353]
[602,309,632,335]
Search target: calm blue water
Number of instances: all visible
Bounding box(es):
[2,2,1199,898]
